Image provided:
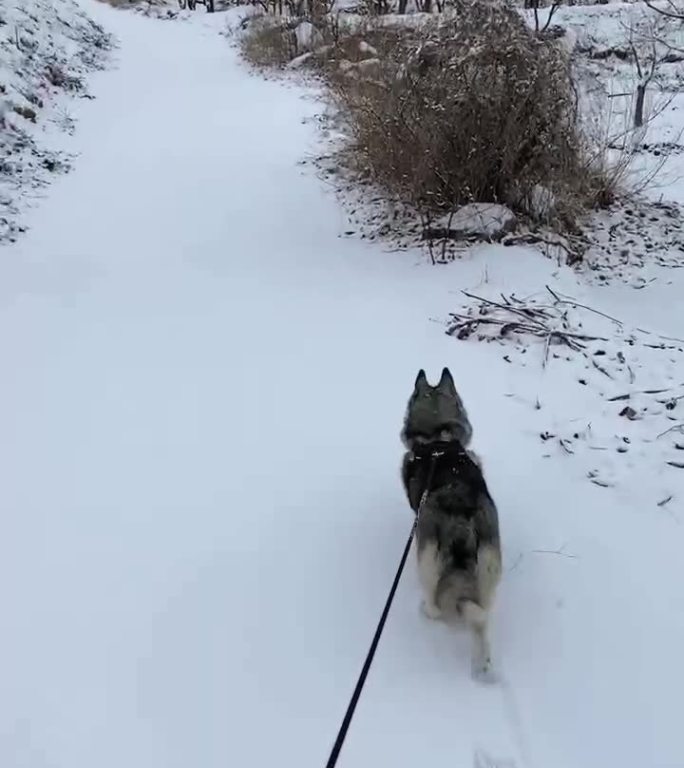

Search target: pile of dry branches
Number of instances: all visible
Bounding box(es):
[446,287,608,362]
[447,286,684,375]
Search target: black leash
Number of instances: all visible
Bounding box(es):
[324,523,416,768]
[324,451,440,768]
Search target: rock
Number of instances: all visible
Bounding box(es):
[525,184,556,221]
[356,57,381,77]
[423,203,517,241]
[619,406,639,421]
[288,52,314,69]
[294,21,323,53]
[13,104,37,122]
[358,40,378,58]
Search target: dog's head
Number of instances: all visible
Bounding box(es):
[401,368,472,450]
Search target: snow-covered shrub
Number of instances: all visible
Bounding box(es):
[329,1,609,226]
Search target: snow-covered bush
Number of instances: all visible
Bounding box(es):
[329,1,612,226]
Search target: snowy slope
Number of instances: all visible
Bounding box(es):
[0,0,111,242]
[1,2,684,768]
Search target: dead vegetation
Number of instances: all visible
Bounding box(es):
[328,6,607,229]
[241,16,297,66]
[241,2,629,233]
[446,287,610,358]
[238,0,683,253]
[447,285,684,365]
[446,285,684,492]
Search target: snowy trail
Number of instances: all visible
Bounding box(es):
[2,4,684,768]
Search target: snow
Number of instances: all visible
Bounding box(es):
[0,0,111,242]
[428,203,518,241]
[295,20,323,52]
[1,2,684,768]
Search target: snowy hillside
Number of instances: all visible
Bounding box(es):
[0,0,111,243]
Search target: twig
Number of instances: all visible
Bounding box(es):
[559,438,574,454]
[658,495,674,507]
[637,327,684,345]
[503,233,577,259]
[644,0,684,21]
[462,291,550,329]
[546,284,562,303]
[542,333,552,368]
[589,476,614,488]
[545,285,624,326]
[532,544,578,559]
[451,303,608,344]
[607,387,672,401]
[447,315,595,351]
[667,461,684,469]
[447,315,546,336]
[591,358,614,379]
[657,423,684,439]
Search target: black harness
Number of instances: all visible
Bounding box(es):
[407,439,475,510]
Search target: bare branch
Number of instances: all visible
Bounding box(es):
[644,0,684,21]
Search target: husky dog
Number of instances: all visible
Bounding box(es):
[401,368,502,681]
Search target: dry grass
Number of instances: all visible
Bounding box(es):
[241,17,297,67]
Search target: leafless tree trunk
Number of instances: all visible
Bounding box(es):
[634,81,647,127]
[624,15,670,129]
[529,0,563,34]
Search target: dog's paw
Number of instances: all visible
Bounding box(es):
[420,599,443,621]
[471,656,498,685]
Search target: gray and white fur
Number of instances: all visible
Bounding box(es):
[401,368,502,681]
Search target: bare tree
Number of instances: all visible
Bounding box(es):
[627,22,660,127]
[525,0,563,35]
[623,11,679,127]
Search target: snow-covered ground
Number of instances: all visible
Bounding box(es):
[1,2,684,767]
[0,0,111,243]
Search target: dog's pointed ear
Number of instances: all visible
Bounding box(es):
[414,369,429,393]
[437,367,456,395]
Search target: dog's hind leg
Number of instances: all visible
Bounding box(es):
[460,600,496,683]
[417,540,443,620]
[463,543,502,682]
